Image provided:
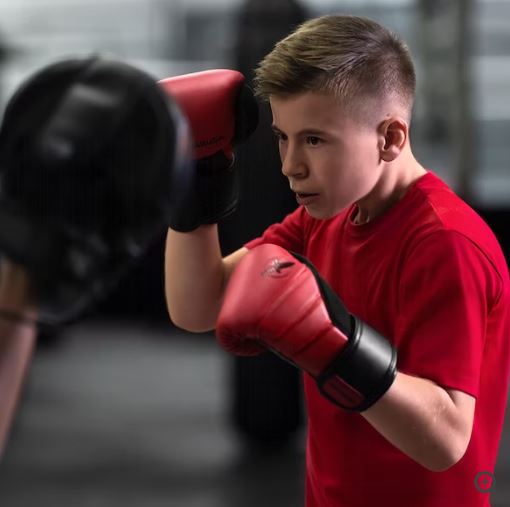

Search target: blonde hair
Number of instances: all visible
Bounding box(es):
[254,15,416,121]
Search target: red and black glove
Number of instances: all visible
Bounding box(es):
[159,69,258,232]
[216,244,397,412]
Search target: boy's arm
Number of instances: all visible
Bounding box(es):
[165,225,248,332]
[160,70,257,331]
[362,374,475,471]
[216,244,476,472]
[0,260,38,456]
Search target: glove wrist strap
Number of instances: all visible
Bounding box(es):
[169,150,238,232]
[317,318,397,412]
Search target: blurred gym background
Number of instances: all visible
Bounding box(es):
[0,0,508,505]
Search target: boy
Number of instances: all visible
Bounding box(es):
[165,15,510,507]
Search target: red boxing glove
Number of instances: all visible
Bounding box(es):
[159,70,258,232]
[160,69,255,160]
[216,244,397,412]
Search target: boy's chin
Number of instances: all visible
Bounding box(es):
[304,204,345,220]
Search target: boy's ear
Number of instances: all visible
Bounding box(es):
[378,117,408,162]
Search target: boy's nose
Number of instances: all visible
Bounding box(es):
[281,144,307,179]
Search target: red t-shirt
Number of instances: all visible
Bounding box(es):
[245,172,510,507]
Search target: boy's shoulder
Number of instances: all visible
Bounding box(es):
[413,172,495,241]
[407,171,508,278]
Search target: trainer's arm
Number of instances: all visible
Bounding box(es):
[165,225,248,332]
[0,260,37,456]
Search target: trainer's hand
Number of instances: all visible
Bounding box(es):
[216,244,397,412]
[159,69,258,232]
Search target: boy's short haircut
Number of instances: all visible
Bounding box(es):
[254,15,416,122]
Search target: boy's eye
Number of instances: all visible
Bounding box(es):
[307,136,321,146]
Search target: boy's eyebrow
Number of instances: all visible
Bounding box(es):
[271,124,329,137]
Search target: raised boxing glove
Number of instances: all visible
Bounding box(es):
[215,244,397,412]
[159,69,258,232]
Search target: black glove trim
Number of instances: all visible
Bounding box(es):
[318,318,397,412]
[290,252,353,337]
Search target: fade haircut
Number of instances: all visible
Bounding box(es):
[254,15,416,122]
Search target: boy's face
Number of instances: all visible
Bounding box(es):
[270,91,383,219]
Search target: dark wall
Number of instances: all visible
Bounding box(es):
[476,207,510,262]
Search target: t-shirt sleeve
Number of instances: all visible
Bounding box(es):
[244,206,307,254]
[395,230,500,398]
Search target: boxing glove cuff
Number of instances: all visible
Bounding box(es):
[168,150,238,232]
[317,318,397,412]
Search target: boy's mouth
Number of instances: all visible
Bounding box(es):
[295,193,319,205]
[296,192,318,197]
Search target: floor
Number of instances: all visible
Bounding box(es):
[0,318,508,506]
[0,320,306,507]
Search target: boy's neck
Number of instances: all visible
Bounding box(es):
[354,154,426,225]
